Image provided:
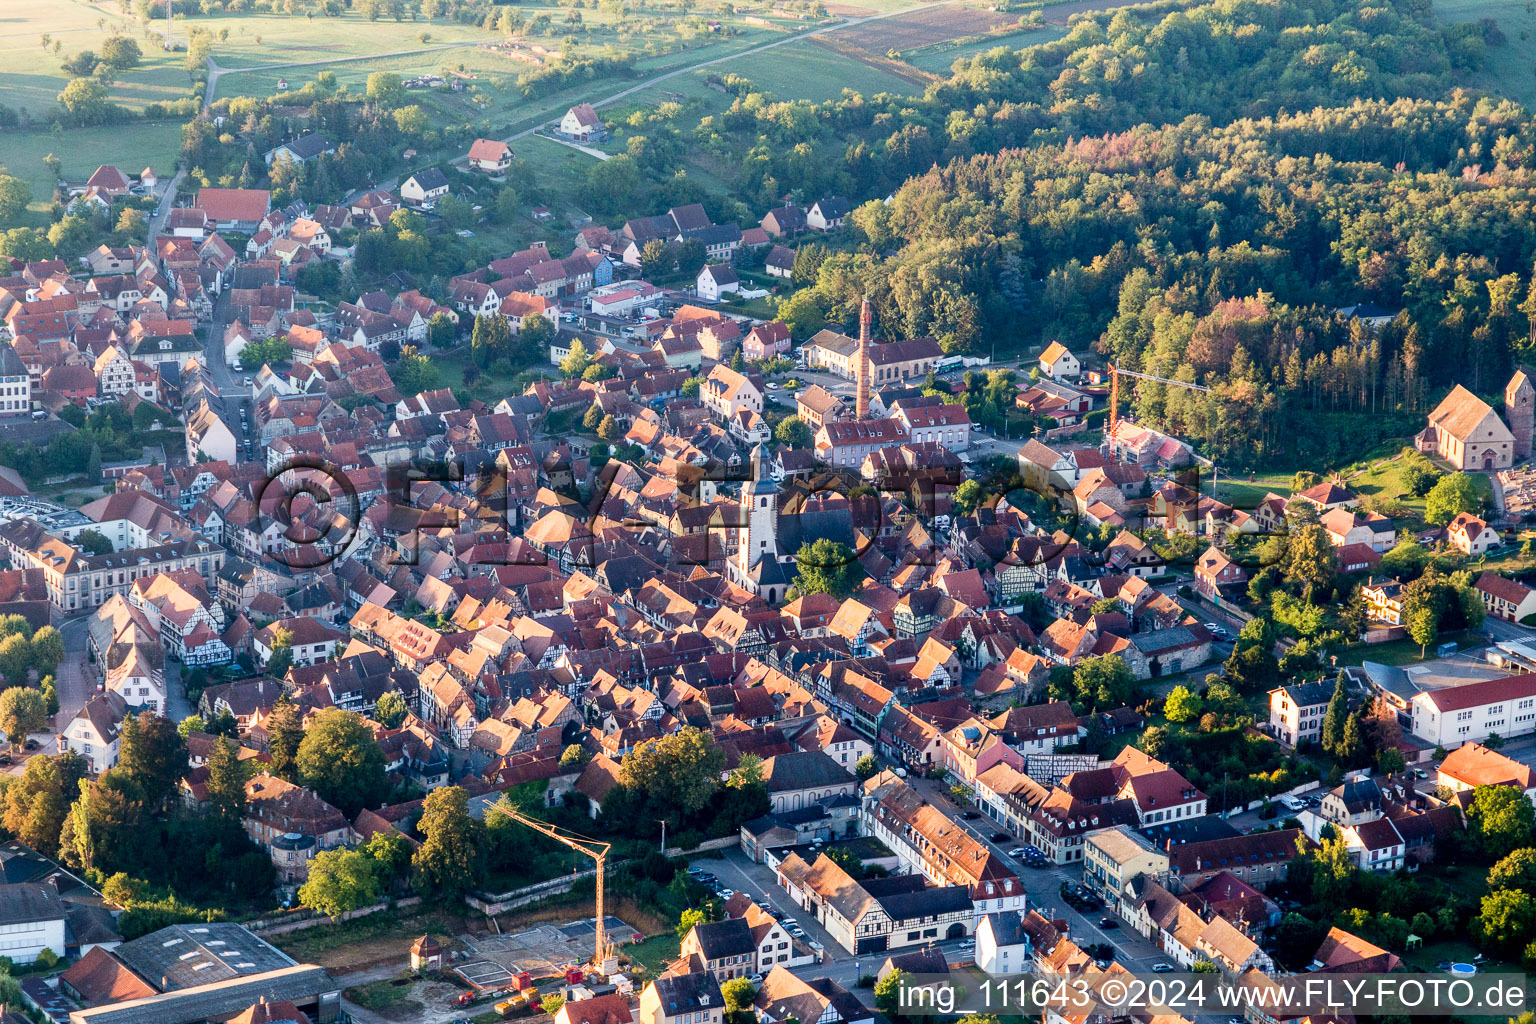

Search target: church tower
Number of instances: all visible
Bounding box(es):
[855,297,872,420]
[736,442,786,602]
[1507,369,1534,462]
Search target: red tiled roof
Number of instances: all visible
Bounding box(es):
[1420,673,1536,713]
[195,187,272,222]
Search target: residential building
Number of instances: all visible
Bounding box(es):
[1475,572,1536,623]
[679,917,758,981]
[806,198,849,231]
[1267,679,1334,747]
[1038,342,1079,379]
[1082,825,1169,915]
[639,971,723,1024]
[975,912,1030,976]
[64,692,127,774]
[243,773,352,881]
[1437,741,1536,800]
[1447,511,1500,555]
[400,169,450,206]
[560,103,606,141]
[696,264,740,302]
[467,138,514,174]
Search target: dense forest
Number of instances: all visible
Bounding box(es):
[666,0,1536,467]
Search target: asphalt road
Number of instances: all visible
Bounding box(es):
[145,169,187,247]
[53,616,94,733]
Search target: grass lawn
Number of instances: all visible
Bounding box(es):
[1437,0,1536,107]
[1341,452,1432,515]
[1213,472,1291,509]
[0,122,185,216]
[169,8,497,69]
[0,0,200,116]
[624,933,679,977]
[1335,629,1484,667]
[721,38,923,100]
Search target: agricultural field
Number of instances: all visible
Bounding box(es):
[207,14,795,134]
[827,3,1018,54]
[723,37,924,99]
[1436,0,1536,108]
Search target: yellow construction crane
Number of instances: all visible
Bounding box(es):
[1106,363,1212,439]
[1106,364,1220,497]
[490,804,615,970]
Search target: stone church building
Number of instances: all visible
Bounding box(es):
[1416,370,1534,471]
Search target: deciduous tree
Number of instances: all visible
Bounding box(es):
[374,691,407,729]
[297,709,388,817]
[1469,785,1536,860]
[1426,472,1482,526]
[412,785,485,900]
[620,727,723,817]
[1163,685,1203,723]
[0,686,48,743]
[790,538,863,598]
[299,847,382,918]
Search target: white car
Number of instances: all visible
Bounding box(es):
[1152,963,1174,973]
[766,382,779,389]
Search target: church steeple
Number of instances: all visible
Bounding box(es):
[855,296,872,420]
[736,442,782,601]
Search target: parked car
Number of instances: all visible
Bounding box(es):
[961,811,980,820]
[1152,963,1174,973]
[1099,916,1118,928]
[989,832,1010,843]
[1009,848,1026,858]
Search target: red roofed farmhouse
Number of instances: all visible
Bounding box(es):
[467,138,513,174]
